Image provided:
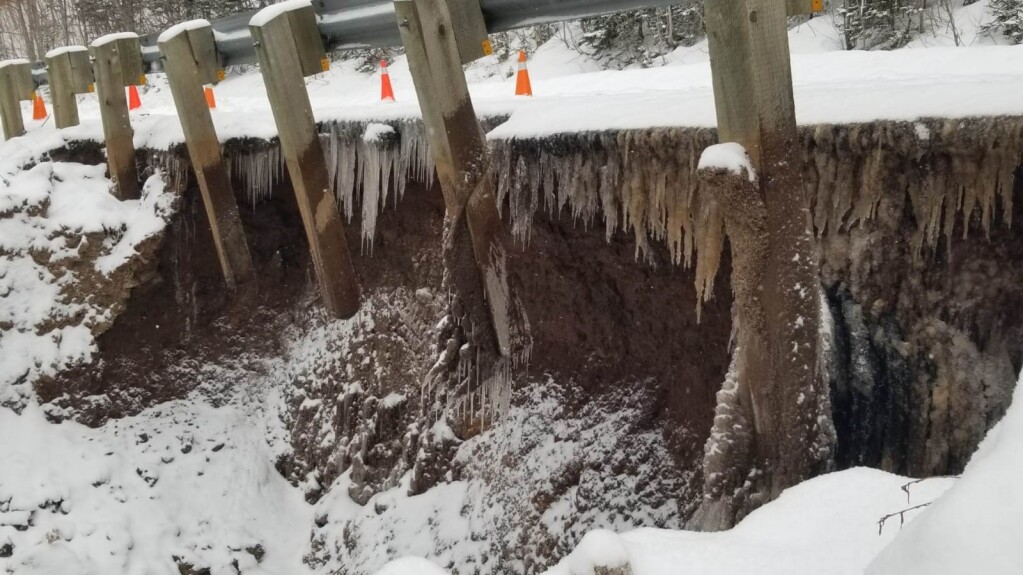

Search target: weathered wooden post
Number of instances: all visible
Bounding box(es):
[393,0,513,357]
[159,20,255,290]
[250,1,361,319]
[45,47,94,129]
[0,59,34,140]
[90,33,145,200]
[693,0,830,526]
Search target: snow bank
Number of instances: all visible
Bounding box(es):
[546,530,631,575]
[0,130,175,408]
[0,400,312,575]
[543,468,954,575]
[868,380,1023,575]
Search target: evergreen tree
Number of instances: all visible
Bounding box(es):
[984,0,1023,43]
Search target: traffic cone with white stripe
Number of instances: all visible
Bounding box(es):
[380,60,395,102]
[515,50,532,97]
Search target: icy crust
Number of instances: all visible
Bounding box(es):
[0,150,175,409]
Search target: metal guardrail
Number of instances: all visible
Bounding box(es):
[31,0,688,83]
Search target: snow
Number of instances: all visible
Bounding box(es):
[0,400,313,575]
[362,122,395,143]
[43,46,87,59]
[868,381,1023,575]
[91,32,139,47]
[249,0,312,27]
[374,557,449,575]
[6,15,1022,153]
[543,468,955,575]
[318,2,394,26]
[0,6,1021,575]
[546,530,631,575]
[0,58,30,68]
[157,19,212,44]
[698,143,757,183]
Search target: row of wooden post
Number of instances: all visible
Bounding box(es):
[0,0,818,354]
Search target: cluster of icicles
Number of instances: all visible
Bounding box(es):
[492,118,1022,312]
[220,119,436,253]
[209,116,1019,309]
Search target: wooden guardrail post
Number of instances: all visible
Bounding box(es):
[250,2,361,319]
[0,59,33,141]
[90,33,145,200]
[45,47,94,129]
[393,0,512,357]
[703,0,824,498]
[160,21,255,290]
[786,0,825,16]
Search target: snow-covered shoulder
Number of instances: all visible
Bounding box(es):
[868,379,1023,575]
[697,142,757,183]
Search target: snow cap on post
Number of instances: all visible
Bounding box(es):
[698,142,758,183]
[0,60,35,101]
[90,33,146,87]
[249,0,328,78]
[158,20,220,86]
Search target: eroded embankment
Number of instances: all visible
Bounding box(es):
[24,115,1023,573]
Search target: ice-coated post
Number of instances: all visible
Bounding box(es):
[90,33,145,200]
[45,47,94,129]
[0,59,33,140]
[160,20,255,291]
[703,0,822,498]
[393,0,512,356]
[250,1,361,319]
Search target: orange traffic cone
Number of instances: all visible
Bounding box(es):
[515,50,532,97]
[32,93,47,120]
[204,86,217,109]
[380,60,395,102]
[128,85,142,110]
